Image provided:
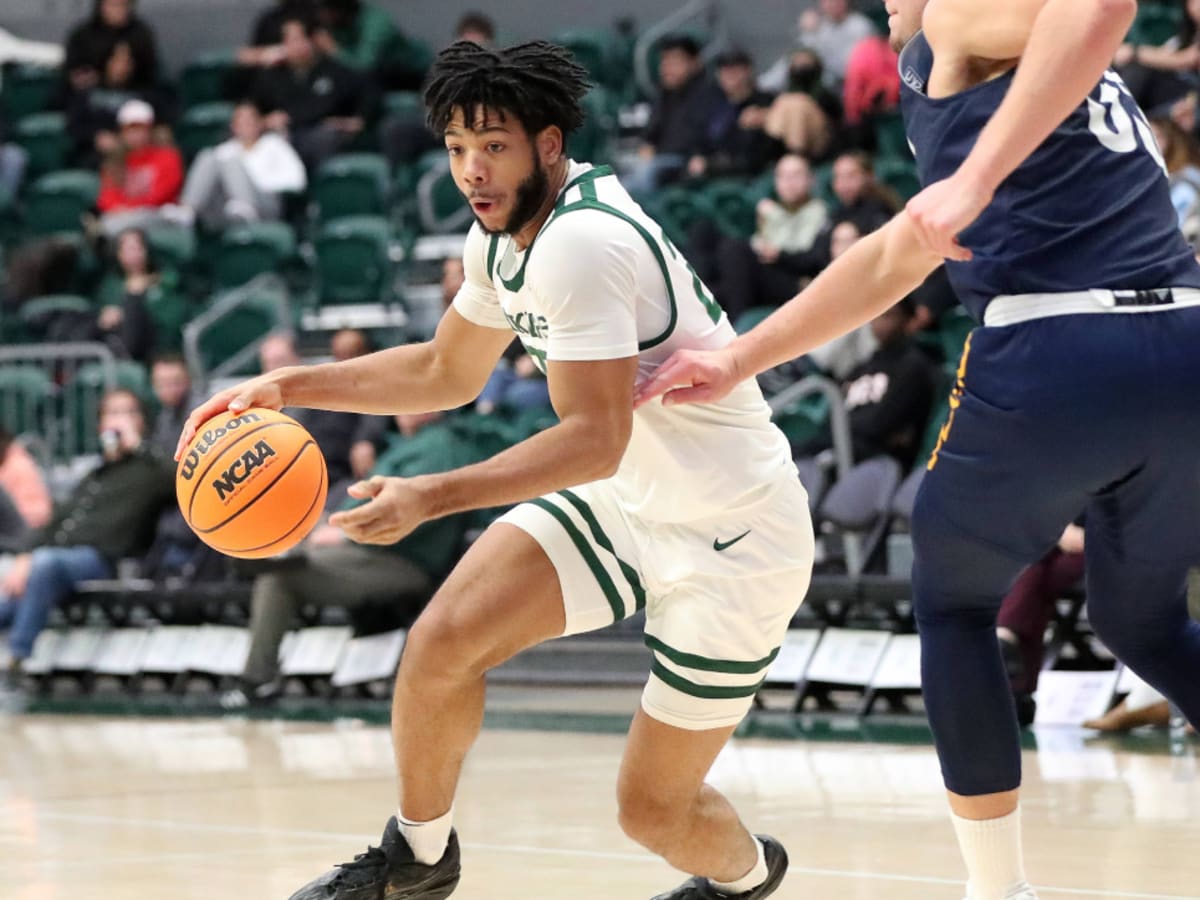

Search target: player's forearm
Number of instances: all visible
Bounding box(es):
[730,214,941,378]
[956,0,1137,195]
[273,343,476,415]
[413,417,628,519]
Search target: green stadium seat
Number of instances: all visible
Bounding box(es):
[874,111,912,162]
[813,161,836,207]
[938,306,976,368]
[13,112,69,177]
[19,293,93,340]
[699,179,756,239]
[642,185,704,248]
[212,221,297,290]
[732,306,775,335]
[142,223,197,271]
[175,102,233,163]
[312,153,390,223]
[22,169,99,236]
[314,215,392,304]
[554,29,621,90]
[64,360,153,455]
[0,365,54,438]
[876,158,921,201]
[1,64,59,122]
[572,87,617,165]
[383,91,423,117]
[178,49,238,108]
[1129,4,1182,46]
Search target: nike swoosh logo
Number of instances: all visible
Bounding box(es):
[713,530,751,552]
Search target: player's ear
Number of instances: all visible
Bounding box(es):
[535,125,563,167]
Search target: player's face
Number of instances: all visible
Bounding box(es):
[884,0,927,52]
[445,109,555,237]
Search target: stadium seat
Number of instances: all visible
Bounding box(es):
[64,359,153,455]
[178,49,238,108]
[818,455,903,573]
[642,185,704,248]
[938,306,976,366]
[0,365,54,438]
[794,456,829,514]
[700,179,756,238]
[175,102,233,163]
[212,221,297,290]
[143,222,197,272]
[415,161,474,234]
[874,111,912,162]
[311,153,391,223]
[571,87,617,165]
[195,288,283,373]
[13,112,70,177]
[382,91,423,117]
[22,169,100,236]
[554,29,621,91]
[314,215,393,304]
[876,158,921,201]
[1129,3,1181,46]
[19,293,93,341]
[1,64,59,122]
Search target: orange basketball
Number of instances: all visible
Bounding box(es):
[175,407,328,559]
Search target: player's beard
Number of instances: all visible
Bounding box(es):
[476,152,552,236]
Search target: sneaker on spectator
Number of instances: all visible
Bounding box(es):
[160,203,196,228]
[219,679,282,712]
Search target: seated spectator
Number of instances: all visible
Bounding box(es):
[907,266,959,338]
[63,0,160,100]
[380,12,497,169]
[165,99,306,229]
[1115,7,1200,114]
[832,150,898,232]
[476,346,551,416]
[807,220,882,378]
[798,297,935,467]
[315,0,421,85]
[95,100,184,239]
[0,428,52,549]
[441,256,464,309]
[795,0,876,89]
[764,49,835,159]
[147,354,193,456]
[252,14,377,172]
[689,154,829,322]
[1149,115,1200,243]
[67,37,174,167]
[842,34,899,146]
[92,227,172,362]
[258,331,388,507]
[0,388,173,707]
[0,128,27,206]
[623,35,724,198]
[220,409,482,707]
[686,49,777,180]
[238,0,318,68]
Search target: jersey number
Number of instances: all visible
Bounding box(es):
[1087,73,1167,173]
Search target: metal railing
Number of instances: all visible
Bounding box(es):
[633,0,728,99]
[182,273,291,394]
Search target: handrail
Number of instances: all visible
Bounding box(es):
[182,273,291,393]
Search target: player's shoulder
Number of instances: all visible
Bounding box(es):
[530,207,643,286]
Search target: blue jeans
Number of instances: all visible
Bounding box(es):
[0,546,112,659]
[621,153,686,200]
[477,367,551,412]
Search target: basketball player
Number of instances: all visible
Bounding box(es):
[179,42,811,900]
[636,1,1200,898]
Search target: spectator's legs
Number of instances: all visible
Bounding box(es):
[215,155,281,222]
[180,148,228,229]
[622,154,686,201]
[243,543,434,685]
[995,549,1085,693]
[380,111,440,169]
[0,143,29,201]
[99,208,168,240]
[7,546,112,660]
[290,124,351,175]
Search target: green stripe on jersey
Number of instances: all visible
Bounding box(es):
[558,489,646,611]
[645,635,780,675]
[529,498,625,622]
[650,660,768,700]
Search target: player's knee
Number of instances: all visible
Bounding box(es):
[404,599,493,680]
[616,785,687,854]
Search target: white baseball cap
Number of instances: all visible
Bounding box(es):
[117,99,155,126]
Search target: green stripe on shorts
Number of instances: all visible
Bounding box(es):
[557,489,646,611]
[650,660,768,700]
[645,635,780,675]
[529,498,625,622]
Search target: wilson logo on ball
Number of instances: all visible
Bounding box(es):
[212,439,277,501]
[179,411,265,481]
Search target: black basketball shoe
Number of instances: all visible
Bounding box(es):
[649,836,788,900]
[288,817,461,900]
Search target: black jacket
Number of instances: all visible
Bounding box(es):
[252,57,374,129]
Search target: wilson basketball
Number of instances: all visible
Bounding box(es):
[176,407,327,559]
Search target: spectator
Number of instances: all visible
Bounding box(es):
[795,0,876,88]
[995,523,1087,722]
[63,0,161,99]
[238,0,318,69]
[252,14,377,172]
[95,99,184,238]
[220,409,481,708]
[147,354,192,457]
[92,228,163,363]
[380,13,498,169]
[165,99,306,229]
[1150,115,1200,243]
[440,257,465,309]
[0,129,27,205]
[1115,2,1200,114]
[686,50,777,180]
[807,220,880,377]
[842,33,900,143]
[623,35,724,198]
[0,388,173,707]
[315,0,422,84]
[764,49,836,158]
[829,150,897,232]
[258,331,387,507]
[476,346,551,416]
[689,154,829,322]
[0,428,52,541]
[907,266,960,337]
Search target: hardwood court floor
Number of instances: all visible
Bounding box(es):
[2,700,1199,900]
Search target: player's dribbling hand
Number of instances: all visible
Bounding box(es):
[633,347,742,409]
[174,376,286,461]
[329,476,429,545]
[905,174,991,263]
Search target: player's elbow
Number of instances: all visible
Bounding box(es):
[577,415,631,480]
[1091,0,1136,27]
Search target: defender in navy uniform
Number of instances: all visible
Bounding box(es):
[638,1,1200,898]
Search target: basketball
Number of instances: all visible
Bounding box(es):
[175,407,327,559]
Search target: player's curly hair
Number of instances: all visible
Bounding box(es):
[424,40,591,138]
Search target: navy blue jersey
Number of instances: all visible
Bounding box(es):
[899,32,1200,321]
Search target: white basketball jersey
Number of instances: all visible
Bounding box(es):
[453,160,796,523]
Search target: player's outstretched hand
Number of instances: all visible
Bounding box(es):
[634,347,742,409]
[905,174,992,263]
[330,476,427,545]
[175,376,285,460]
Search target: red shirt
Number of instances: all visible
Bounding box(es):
[97,144,184,213]
[843,36,900,127]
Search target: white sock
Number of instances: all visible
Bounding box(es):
[398,806,453,866]
[709,836,768,895]
[951,808,1033,899]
